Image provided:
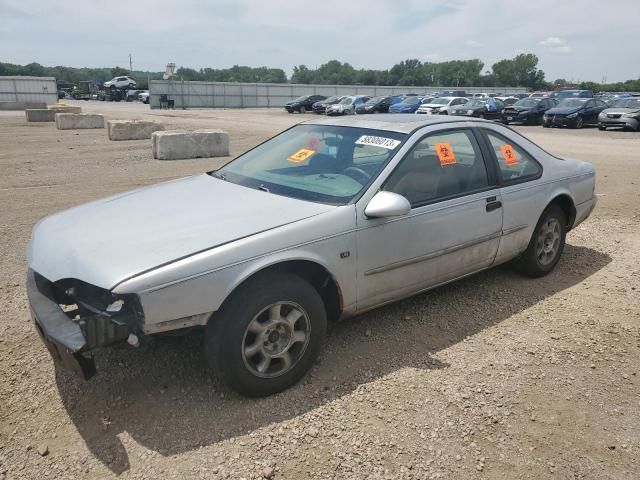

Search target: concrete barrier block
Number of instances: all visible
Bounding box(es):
[152,129,229,160]
[55,113,104,130]
[107,120,164,141]
[0,101,47,111]
[25,109,56,122]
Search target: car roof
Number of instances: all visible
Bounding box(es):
[301,113,487,134]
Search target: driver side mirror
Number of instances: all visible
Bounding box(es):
[364,191,411,218]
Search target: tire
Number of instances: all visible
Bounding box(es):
[204,272,327,397]
[598,125,606,131]
[299,106,306,114]
[542,123,550,128]
[513,204,567,278]
[573,116,584,129]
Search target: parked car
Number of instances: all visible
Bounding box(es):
[449,98,505,120]
[26,115,597,396]
[502,97,558,125]
[138,92,150,104]
[311,96,345,114]
[550,89,594,100]
[439,90,466,97]
[598,97,640,131]
[355,96,402,114]
[389,96,428,113]
[284,95,326,114]
[104,76,136,90]
[415,96,468,115]
[542,98,608,128]
[529,92,549,98]
[326,95,370,116]
[496,96,519,106]
[126,89,144,102]
[512,93,530,99]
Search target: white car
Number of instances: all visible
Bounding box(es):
[138,91,150,104]
[415,96,468,115]
[104,76,136,90]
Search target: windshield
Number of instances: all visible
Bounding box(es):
[557,91,587,99]
[466,99,485,107]
[293,95,309,102]
[514,98,541,107]
[339,97,354,105]
[401,97,421,104]
[324,96,340,103]
[365,96,386,104]
[430,97,451,105]
[558,98,588,108]
[216,125,406,205]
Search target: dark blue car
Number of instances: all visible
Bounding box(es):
[542,98,608,128]
[389,96,426,113]
[502,97,558,125]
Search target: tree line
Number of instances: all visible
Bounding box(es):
[2,55,639,92]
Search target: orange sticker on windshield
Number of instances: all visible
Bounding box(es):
[500,144,518,166]
[288,148,316,163]
[434,143,457,166]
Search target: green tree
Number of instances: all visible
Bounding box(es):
[110,66,130,78]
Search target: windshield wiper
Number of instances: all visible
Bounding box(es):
[211,171,227,181]
[258,184,270,193]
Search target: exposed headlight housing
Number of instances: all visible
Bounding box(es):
[623,112,640,118]
[567,112,578,119]
[467,109,474,115]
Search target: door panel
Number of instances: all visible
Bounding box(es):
[356,193,502,310]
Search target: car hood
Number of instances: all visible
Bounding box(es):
[28,174,333,289]
[546,106,582,115]
[420,103,448,108]
[505,105,535,112]
[601,107,639,115]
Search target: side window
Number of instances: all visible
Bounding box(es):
[484,131,541,183]
[384,129,489,206]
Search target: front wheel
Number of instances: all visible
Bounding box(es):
[513,205,566,278]
[573,116,584,129]
[299,106,306,114]
[204,272,327,397]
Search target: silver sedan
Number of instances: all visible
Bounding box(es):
[27,115,597,396]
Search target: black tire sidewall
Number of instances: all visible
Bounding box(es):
[515,205,567,277]
[205,272,327,397]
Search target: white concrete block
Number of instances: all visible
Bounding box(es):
[55,113,104,130]
[0,101,47,111]
[107,120,164,141]
[152,129,229,160]
[25,109,56,122]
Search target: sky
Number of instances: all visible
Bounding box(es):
[1,0,638,83]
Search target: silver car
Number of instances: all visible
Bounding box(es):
[598,97,640,131]
[27,115,597,396]
[326,95,370,116]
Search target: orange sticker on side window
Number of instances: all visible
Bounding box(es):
[434,142,457,166]
[288,148,316,163]
[500,144,518,166]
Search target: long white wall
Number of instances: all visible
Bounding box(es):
[0,76,58,104]
[149,80,527,109]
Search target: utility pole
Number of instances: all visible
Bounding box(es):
[129,54,133,73]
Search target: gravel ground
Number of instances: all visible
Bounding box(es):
[1,102,639,480]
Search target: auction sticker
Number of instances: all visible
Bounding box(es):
[500,144,518,166]
[355,135,401,150]
[288,148,316,163]
[434,142,457,166]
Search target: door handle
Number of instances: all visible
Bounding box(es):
[486,201,502,212]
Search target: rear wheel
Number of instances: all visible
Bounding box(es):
[513,205,567,278]
[204,272,326,397]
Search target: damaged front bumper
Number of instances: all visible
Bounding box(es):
[26,269,139,380]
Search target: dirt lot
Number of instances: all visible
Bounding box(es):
[1,101,639,480]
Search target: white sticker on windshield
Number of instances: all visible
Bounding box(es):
[355,135,401,150]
